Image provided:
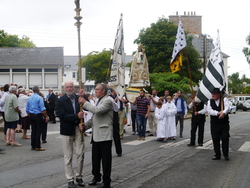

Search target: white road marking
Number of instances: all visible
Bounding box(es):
[47,131,60,135]
[196,139,213,150]
[238,141,250,152]
[160,139,190,148]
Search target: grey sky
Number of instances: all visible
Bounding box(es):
[1,0,249,76]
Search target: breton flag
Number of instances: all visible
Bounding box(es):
[170,20,187,73]
[108,13,125,99]
[197,31,226,102]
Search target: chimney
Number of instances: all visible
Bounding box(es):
[176,11,178,15]
[194,11,196,15]
[191,11,193,15]
[184,11,186,15]
[188,11,190,15]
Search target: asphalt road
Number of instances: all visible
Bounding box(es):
[1,110,250,188]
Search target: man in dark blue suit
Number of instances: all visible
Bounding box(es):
[47,88,57,123]
[57,81,85,188]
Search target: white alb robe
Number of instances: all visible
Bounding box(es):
[164,102,177,138]
[155,106,167,138]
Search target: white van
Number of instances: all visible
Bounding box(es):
[234,96,250,109]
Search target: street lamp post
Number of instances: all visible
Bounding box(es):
[74,0,83,140]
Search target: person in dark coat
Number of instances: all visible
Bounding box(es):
[207,88,230,161]
[57,81,85,188]
[47,88,57,123]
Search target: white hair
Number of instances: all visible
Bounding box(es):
[9,86,17,93]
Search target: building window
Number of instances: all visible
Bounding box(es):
[45,68,58,72]
[13,69,26,72]
[29,68,42,72]
[45,73,58,88]
[0,69,10,72]
[13,74,26,87]
[0,74,10,86]
[72,72,76,79]
[29,74,42,89]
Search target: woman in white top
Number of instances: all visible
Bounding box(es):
[18,88,30,139]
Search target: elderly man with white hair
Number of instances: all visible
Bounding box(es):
[4,86,22,146]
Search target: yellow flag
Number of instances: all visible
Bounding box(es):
[170,52,183,73]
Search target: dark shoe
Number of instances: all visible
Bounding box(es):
[162,140,167,143]
[117,153,122,157]
[42,140,47,143]
[97,183,110,188]
[51,122,56,124]
[68,181,76,188]
[76,179,85,187]
[89,178,101,186]
[31,147,35,150]
[212,156,221,160]
[148,134,154,136]
[187,143,195,146]
[224,156,230,161]
[180,135,183,138]
[198,143,203,146]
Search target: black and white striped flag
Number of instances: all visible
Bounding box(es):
[197,31,226,102]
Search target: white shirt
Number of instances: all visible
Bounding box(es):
[207,97,230,116]
[108,96,118,112]
[188,102,207,114]
[149,95,159,112]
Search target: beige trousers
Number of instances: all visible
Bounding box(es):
[118,109,125,137]
[148,112,157,135]
[61,126,85,182]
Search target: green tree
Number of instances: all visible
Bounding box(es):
[81,49,111,84]
[133,17,203,93]
[243,85,250,94]
[149,72,191,96]
[243,33,250,64]
[228,72,245,94]
[0,30,35,47]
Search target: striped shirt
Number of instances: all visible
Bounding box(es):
[136,97,149,115]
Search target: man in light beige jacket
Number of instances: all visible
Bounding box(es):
[79,83,113,188]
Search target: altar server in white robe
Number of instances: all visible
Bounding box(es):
[164,96,177,140]
[155,101,167,143]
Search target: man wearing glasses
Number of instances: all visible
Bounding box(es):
[78,84,113,188]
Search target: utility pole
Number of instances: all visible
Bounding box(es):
[203,34,207,74]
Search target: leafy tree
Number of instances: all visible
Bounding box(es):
[133,17,203,93]
[243,85,250,94]
[228,72,244,94]
[149,72,191,96]
[81,49,111,84]
[243,33,250,64]
[0,30,35,47]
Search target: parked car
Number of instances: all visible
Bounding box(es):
[228,101,236,114]
[234,96,250,110]
[242,100,250,111]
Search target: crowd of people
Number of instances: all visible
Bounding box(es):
[0,82,231,188]
[0,83,61,152]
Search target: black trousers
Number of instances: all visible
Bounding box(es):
[30,114,43,148]
[113,112,122,155]
[41,120,48,141]
[190,121,205,145]
[131,110,137,132]
[49,106,56,123]
[92,140,112,185]
[211,121,230,157]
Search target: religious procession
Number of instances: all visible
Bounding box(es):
[1,2,243,187]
